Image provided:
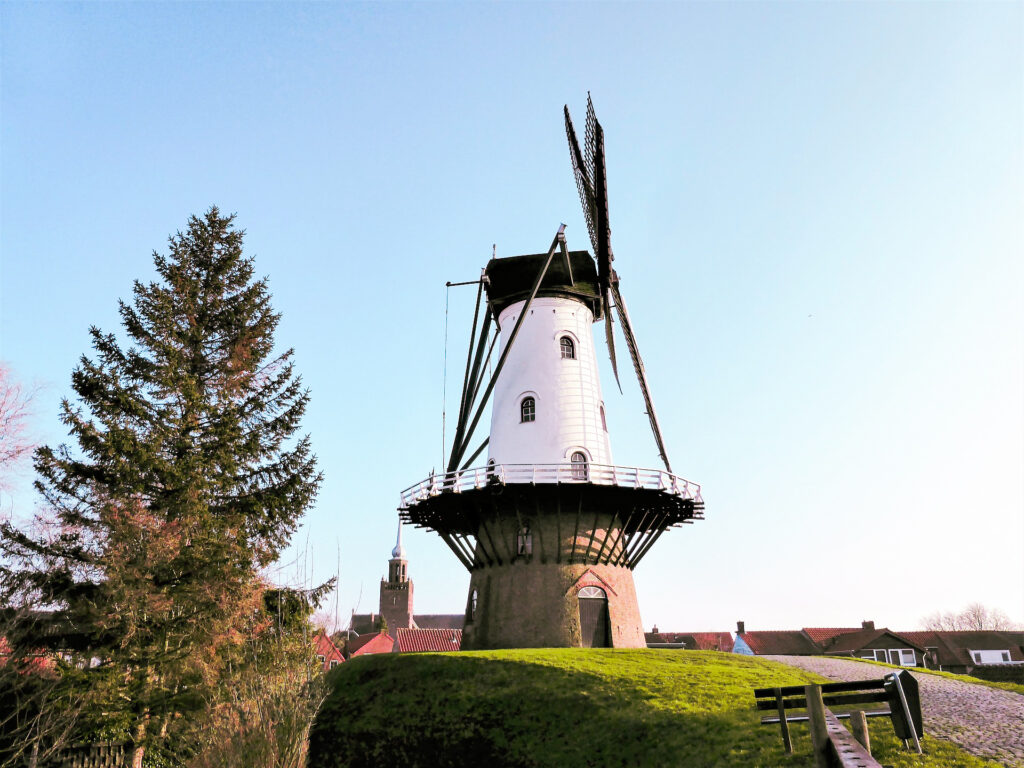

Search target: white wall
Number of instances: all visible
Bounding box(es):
[487,296,612,467]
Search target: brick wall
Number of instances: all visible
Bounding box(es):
[461,510,645,650]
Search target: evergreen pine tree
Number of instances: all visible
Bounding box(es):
[0,208,322,767]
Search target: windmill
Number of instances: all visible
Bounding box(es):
[398,96,703,650]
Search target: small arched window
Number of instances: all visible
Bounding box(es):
[468,589,478,622]
[571,451,588,481]
[517,525,532,556]
[520,397,536,423]
[560,336,576,359]
[600,404,607,431]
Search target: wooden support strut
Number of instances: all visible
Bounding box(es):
[477,503,502,566]
[613,508,651,567]
[593,511,620,565]
[602,506,635,565]
[447,295,493,473]
[630,508,674,567]
[568,495,583,563]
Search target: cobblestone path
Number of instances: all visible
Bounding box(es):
[765,655,1024,767]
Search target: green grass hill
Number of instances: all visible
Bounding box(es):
[308,648,1001,768]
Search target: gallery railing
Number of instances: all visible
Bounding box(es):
[399,462,702,509]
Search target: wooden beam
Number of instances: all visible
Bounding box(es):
[775,688,792,755]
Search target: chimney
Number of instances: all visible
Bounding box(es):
[862,620,875,631]
[737,620,745,634]
[652,624,659,634]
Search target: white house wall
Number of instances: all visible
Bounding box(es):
[488,296,612,467]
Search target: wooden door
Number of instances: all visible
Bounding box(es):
[578,586,610,647]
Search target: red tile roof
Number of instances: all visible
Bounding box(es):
[803,627,860,645]
[738,631,821,655]
[313,631,344,671]
[685,632,735,652]
[396,628,462,653]
[349,632,396,657]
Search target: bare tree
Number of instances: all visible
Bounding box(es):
[921,603,1021,631]
[0,363,38,491]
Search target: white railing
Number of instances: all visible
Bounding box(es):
[399,462,702,509]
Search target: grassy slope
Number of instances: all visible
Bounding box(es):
[309,649,1002,768]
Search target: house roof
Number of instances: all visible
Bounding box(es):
[824,628,925,654]
[896,630,1024,666]
[348,613,378,636]
[737,631,821,656]
[679,632,734,652]
[413,614,464,631]
[645,632,688,645]
[396,628,462,653]
[349,632,396,657]
[313,631,344,664]
[803,627,860,645]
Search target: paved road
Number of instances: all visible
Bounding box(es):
[765,655,1024,767]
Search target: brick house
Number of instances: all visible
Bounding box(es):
[313,630,344,671]
[645,627,733,651]
[733,621,925,665]
[898,631,1024,674]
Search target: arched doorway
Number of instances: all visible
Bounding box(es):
[578,585,610,647]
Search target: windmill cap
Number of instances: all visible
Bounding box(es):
[484,250,602,319]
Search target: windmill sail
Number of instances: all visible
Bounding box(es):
[610,283,672,474]
[566,93,671,472]
[565,97,623,392]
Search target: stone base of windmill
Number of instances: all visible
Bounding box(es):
[401,481,701,651]
[461,561,645,650]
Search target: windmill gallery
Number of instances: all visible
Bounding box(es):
[396,96,704,650]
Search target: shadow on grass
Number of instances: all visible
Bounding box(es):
[308,652,813,768]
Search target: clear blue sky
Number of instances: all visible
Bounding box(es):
[2,2,1021,632]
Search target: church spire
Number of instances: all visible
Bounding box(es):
[391,518,406,560]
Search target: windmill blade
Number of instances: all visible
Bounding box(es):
[591,106,613,301]
[610,281,672,474]
[604,290,622,394]
[564,105,598,254]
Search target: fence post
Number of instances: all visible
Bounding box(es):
[850,710,871,754]
[805,684,829,768]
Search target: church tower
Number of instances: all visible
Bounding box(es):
[379,521,413,632]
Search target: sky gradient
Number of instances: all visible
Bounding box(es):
[2,2,1021,633]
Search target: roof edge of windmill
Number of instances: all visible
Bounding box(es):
[484,250,601,319]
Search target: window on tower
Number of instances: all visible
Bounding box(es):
[520,397,535,423]
[571,451,589,480]
[600,404,607,431]
[468,589,478,622]
[560,336,576,359]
